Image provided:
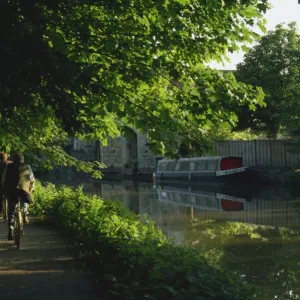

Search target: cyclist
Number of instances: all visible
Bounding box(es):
[0,152,12,216]
[2,153,35,240]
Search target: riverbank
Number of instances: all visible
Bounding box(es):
[30,180,254,300]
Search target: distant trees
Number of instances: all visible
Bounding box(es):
[235,22,300,139]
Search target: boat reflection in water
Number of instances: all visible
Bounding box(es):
[155,184,257,212]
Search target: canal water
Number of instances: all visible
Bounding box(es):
[82,180,300,300]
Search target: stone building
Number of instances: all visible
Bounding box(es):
[71,127,160,175]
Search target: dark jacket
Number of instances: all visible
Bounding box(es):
[0,160,12,191]
[3,162,35,194]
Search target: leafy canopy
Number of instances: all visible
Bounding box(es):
[0,0,269,173]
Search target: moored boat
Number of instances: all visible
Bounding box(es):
[153,156,259,186]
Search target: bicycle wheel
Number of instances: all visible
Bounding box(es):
[2,198,8,223]
[21,211,24,236]
[1,197,3,219]
[14,210,22,250]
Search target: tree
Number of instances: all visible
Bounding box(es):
[0,0,268,175]
[235,22,300,138]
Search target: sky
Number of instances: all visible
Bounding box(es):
[210,0,300,70]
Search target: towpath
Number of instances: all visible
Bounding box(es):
[0,217,99,300]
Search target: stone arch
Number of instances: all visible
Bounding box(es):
[121,126,138,174]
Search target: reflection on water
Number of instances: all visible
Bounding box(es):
[83,180,300,299]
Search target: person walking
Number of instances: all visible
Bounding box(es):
[2,152,35,240]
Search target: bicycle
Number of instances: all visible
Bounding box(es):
[2,196,8,223]
[14,198,25,250]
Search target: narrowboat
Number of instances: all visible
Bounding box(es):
[156,185,247,211]
[153,156,259,186]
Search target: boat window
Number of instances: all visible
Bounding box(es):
[161,191,167,199]
[190,195,196,204]
[182,194,189,203]
[189,161,195,171]
[175,162,180,171]
[205,197,213,206]
[161,163,167,171]
[180,161,190,171]
[169,192,175,201]
[165,162,172,171]
[207,161,217,170]
[197,161,205,170]
[175,193,181,202]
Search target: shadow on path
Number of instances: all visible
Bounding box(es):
[0,217,99,300]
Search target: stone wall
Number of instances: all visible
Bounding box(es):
[99,137,123,171]
[71,139,96,162]
[136,132,156,173]
[72,132,158,174]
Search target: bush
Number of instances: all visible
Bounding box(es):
[31,181,254,300]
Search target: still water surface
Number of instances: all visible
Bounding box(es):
[83,180,300,300]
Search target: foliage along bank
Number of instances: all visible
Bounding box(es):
[31,180,254,300]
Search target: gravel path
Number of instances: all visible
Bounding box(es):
[0,217,100,300]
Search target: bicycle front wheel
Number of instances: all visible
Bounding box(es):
[14,210,22,250]
[2,198,8,223]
